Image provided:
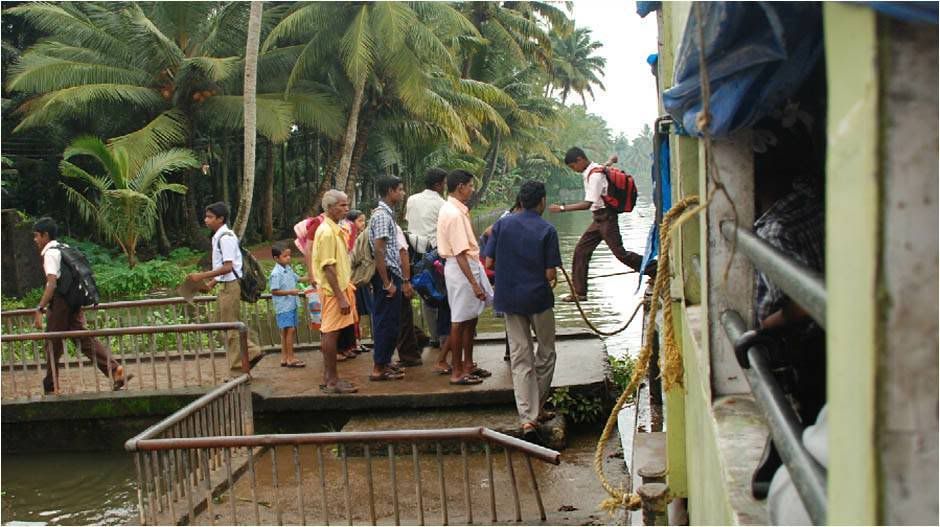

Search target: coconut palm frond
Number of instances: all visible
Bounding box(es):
[279,90,345,139]
[339,6,376,86]
[6,54,153,94]
[13,84,163,132]
[62,136,122,184]
[4,2,132,62]
[132,148,199,194]
[58,181,102,229]
[196,94,293,143]
[108,109,190,169]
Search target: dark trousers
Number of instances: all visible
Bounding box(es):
[44,293,119,392]
[396,295,422,363]
[571,209,644,295]
[370,273,402,366]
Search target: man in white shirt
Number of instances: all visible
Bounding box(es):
[186,202,262,371]
[404,168,447,347]
[549,147,650,301]
[32,217,130,393]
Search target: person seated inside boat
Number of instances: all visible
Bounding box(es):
[740,108,827,498]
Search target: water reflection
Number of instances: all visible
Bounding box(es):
[473,197,654,359]
[1,452,137,525]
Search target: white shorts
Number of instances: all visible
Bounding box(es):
[444,257,494,323]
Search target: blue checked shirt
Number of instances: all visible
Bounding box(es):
[269,263,300,314]
[368,201,403,279]
[754,181,825,324]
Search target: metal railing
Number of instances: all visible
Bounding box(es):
[720,220,826,328]
[1,294,323,352]
[721,310,827,524]
[714,221,828,523]
[126,378,561,526]
[0,322,249,400]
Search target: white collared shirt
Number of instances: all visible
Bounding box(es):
[405,189,445,252]
[41,240,62,277]
[211,225,243,282]
[582,162,608,211]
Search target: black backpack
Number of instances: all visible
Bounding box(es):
[54,243,100,309]
[216,231,264,303]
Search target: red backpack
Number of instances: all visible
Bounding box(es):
[589,166,638,213]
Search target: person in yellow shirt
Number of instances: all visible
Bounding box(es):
[312,190,359,394]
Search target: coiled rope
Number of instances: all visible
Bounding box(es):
[556,266,644,337]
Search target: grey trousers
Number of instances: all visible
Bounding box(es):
[218,280,263,370]
[505,308,557,425]
[419,297,439,343]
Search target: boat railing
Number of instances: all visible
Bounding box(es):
[717,220,827,525]
[0,322,250,400]
[125,376,561,526]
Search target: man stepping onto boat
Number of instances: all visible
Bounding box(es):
[484,181,560,443]
[549,147,654,301]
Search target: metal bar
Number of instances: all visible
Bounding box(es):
[524,455,546,521]
[201,448,215,526]
[164,451,177,523]
[163,330,173,390]
[436,442,448,526]
[413,443,424,526]
[720,221,826,328]
[248,445,261,526]
[341,445,352,526]
[193,330,203,386]
[390,444,400,525]
[317,445,329,526]
[0,322,250,342]
[91,333,100,393]
[133,333,143,392]
[505,450,522,522]
[272,447,283,526]
[461,441,473,524]
[365,445,376,526]
[134,452,146,525]
[143,447,157,523]
[225,447,237,525]
[33,341,41,400]
[721,309,827,525]
[176,333,187,388]
[183,444,196,525]
[485,444,496,524]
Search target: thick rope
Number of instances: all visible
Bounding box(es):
[557,266,644,337]
[593,196,702,514]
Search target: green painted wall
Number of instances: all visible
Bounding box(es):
[823,3,880,524]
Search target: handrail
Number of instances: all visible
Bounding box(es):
[721,309,827,525]
[130,427,561,465]
[0,322,247,342]
[719,220,826,328]
[1,295,252,317]
[125,374,251,448]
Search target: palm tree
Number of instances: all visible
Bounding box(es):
[4,2,342,239]
[263,2,485,199]
[59,136,195,267]
[549,27,606,105]
[233,0,263,239]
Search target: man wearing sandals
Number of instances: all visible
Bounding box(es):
[32,217,132,393]
[484,181,560,443]
[311,190,359,394]
[437,170,494,386]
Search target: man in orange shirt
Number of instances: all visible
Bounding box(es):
[436,169,493,385]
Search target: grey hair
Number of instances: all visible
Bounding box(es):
[321,189,348,211]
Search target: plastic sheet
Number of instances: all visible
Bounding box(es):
[662,2,823,138]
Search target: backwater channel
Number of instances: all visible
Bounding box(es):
[0,197,654,525]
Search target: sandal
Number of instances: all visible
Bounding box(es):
[537,410,556,422]
[561,294,587,303]
[320,380,358,394]
[341,349,358,359]
[281,360,306,368]
[522,423,546,446]
[369,370,404,382]
[449,374,483,386]
[433,365,452,375]
[470,366,492,378]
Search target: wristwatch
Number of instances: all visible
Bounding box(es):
[560,204,566,212]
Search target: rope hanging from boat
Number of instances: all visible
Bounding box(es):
[593,196,700,513]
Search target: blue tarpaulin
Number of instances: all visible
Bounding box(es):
[638,125,671,292]
[637,1,661,18]
[662,2,823,138]
[866,2,939,24]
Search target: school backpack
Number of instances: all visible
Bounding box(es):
[217,232,264,302]
[410,249,447,308]
[590,165,638,213]
[54,243,100,309]
[349,221,376,287]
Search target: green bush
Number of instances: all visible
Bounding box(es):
[548,387,605,424]
[608,354,637,393]
[95,258,197,301]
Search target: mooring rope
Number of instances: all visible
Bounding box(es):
[556,266,644,337]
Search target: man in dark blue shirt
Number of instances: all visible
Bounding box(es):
[483,180,562,443]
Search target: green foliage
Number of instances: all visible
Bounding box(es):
[548,387,605,424]
[608,354,637,394]
[1,288,44,310]
[95,257,197,301]
[167,247,202,264]
[60,236,119,266]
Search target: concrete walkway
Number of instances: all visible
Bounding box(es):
[250,330,608,412]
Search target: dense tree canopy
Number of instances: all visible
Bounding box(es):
[1,1,656,260]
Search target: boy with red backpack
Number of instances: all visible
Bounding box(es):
[548,147,655,302]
